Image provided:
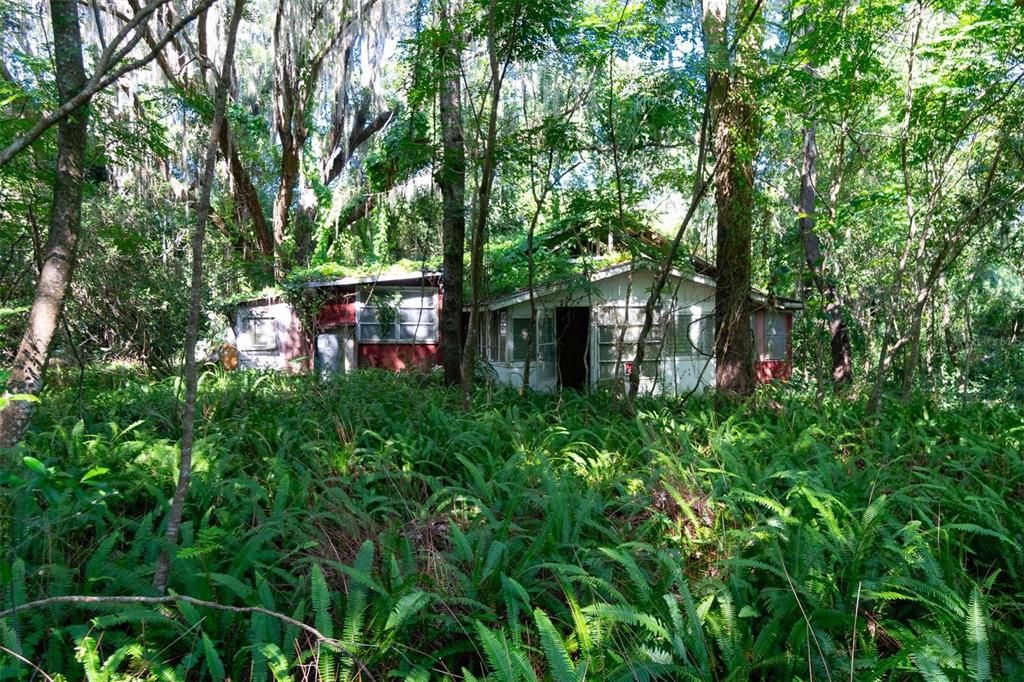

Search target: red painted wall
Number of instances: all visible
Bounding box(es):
[756,359,792,382]
[318,297,357,329]
[752,310,794,384]
[358,344,440,371]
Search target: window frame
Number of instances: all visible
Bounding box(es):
[357,287,438,344]
[763,311,788,361]
[238,307,278,350]
[595,307,663,380]
[489,310,509,363]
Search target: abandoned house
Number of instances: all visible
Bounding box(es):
[231,270,442,374]
[231,263,801,393]
[474,262,802,395]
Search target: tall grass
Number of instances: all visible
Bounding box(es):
[1,369,1022,680]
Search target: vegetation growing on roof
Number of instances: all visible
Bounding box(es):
[286,258,443,285]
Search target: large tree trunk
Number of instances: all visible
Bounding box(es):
[437,2,466,388]
[707,0,757,398]
[711,92,756,397]
[270,0,300,279]
[0,0,88,448]
[153,0,244,593]
[798,124,853,387]
[220,119,274,257]
[271,137,300,278]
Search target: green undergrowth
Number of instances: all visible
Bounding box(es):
[1,370,1022,680]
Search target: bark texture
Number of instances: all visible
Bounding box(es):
[707,0,757,398]
[798,124,853,387]
[153,0,244,593]
[0,0,88,448]
[437,2,466,387]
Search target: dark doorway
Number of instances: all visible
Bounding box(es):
[556,307,590,390]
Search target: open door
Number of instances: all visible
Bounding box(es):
[556,307,590,390]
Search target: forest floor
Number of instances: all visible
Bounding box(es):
[1,367,1022,679]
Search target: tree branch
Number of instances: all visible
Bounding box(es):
[0,0,221,169]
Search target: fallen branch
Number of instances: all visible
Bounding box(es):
[0,594,337,647]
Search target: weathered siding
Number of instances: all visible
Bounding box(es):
[234,301,305,371]
[318,295,357,328]
[481,269,718,396]
[358,343,440,370]
[751,308,794,383]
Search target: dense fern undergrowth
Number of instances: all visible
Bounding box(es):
[1,369,1022,680]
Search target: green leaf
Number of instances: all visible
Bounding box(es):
[534,608,579,682]
[202,632,226,681]
[80,467,109,483]
[22,456,47,474]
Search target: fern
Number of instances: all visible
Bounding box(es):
[311,563,336,681]
[338,540,375,681]
[534,608,582,682]
[966,587,990,682]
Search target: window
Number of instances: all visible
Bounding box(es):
[670,313,695,356]
[699,318,714,356]
[596,321,661,380]
[489,310,508,362]
[359,288,437,342]
[238,308,277,350]
[508,314,555,365]
[764,312,788,360]
[511,318,532,362]
[536,313,556,380]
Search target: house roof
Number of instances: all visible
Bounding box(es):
[476,260,804,312]
[750,290,804,311]
[478,261,718,310]
[301,270,442,289]
[232,270,442,307]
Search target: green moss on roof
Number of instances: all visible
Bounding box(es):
[286,258,442,285]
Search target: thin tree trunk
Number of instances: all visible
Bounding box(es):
[438,1,466,388]
[153,0,244,593]
[518,151,554,395]
[798,123,853,388]
[626,84,714,406]
[0,0,88,448]
[868,0,923,414]
[900,142,1010,399]
[460,0,505,406]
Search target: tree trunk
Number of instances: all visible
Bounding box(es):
[868,0,923,414]
[798,124,853,387]
[437,1,466,388]
[272,140,300,279]
[519,163,552,395]
[153,0,244,593]
[707,0,757,398]
[270,0,299,279]
[220,120,274,257]
[0,0,88,448]
[625,89,713,406]
[459,0,503,406]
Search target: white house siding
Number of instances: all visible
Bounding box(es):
[481,269,717,396]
